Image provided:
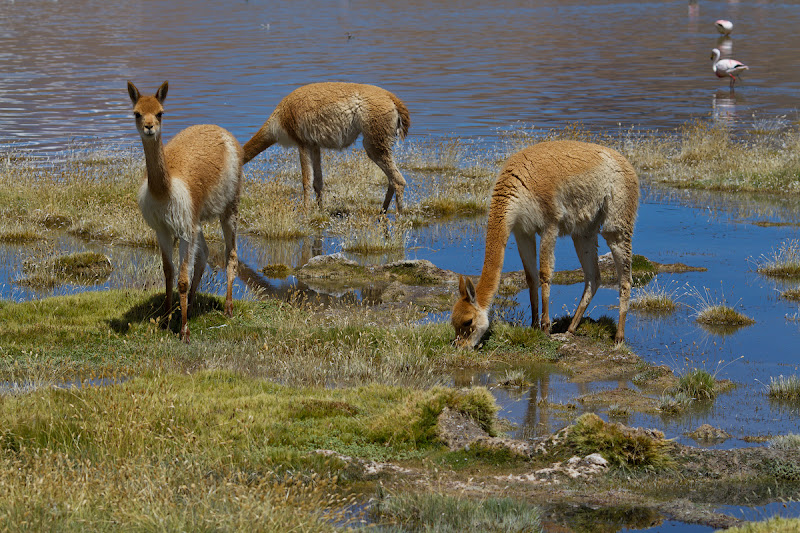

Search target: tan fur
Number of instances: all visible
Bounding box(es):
[128,81,243,343]
[242,82,410,212]
[452,141,639,348]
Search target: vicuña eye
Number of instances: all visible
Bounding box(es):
[463,319,473,328]
[156,112,163,119]
[133,112,142,119]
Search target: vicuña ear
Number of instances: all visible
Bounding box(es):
[459,275,476,304]
[127,81,140,105]
[155,81,169,103]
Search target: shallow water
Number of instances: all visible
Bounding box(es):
[2,0,800,153]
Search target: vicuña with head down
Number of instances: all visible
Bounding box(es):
[127,81,242,342]
[242,82,410,213]
[451,140,639,348]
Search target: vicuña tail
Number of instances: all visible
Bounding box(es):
[242,126,277,165]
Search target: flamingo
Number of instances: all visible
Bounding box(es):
[710,48,748,89]
[715,19,733,36]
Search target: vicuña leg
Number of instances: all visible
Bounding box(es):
[514,229,540,329]
[188,230,209,316]
[604,230,633,344]
[177,232,199,343]
[538,225,558,333]
[157,232,175,327]
[568,233,601,335]
[220,207,238,318]
[298,145,314,210]
[364,140,406,213]
[310,145,324,208]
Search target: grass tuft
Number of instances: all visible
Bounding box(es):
[564,413,673,471]
[755,240,800,280]
[767,375,800,402]
[369,490,541,533]
[630,280,680,314]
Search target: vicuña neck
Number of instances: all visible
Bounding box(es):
[142,137,170,199]
[475,208,511,309]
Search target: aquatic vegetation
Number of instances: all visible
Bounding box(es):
[687,285,755,327]
[331,212,411,254]
[767,374,800,402]
[369,490,542,532]
[658,391,694,415]
[769,433,800,450]
[630,280,680,314]
[673,369,718,400]
[780,288,800,301]
[755,239,800,280]
[261,263,291,279]
[19,250,112,288]
[496,369,529,388]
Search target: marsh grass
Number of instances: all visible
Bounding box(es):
[19,251,112,288]
[332,213,411,254]
[563,413,673,471]
[780,288,800,301]
[687,285,755,328]
[0,370,498,530]
[630,280,680,314]
[767,375,800,402]
[755,239,800,280]
[769,433,800,450]
[369,490,541,532]
[719,517,800,533]
[672,369,717,400]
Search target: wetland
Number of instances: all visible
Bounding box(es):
[3,0,800,531]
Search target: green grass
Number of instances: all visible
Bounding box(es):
[562,413,673,471]
[719,517,800,533]
[369,490,541,532]
[671,369,717,400]
[0,370,497,531]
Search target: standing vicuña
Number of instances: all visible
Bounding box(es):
[242,82,410,213]
[127,81,242,342]
[451,140,639,348]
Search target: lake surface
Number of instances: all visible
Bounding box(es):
[2,0,800,153]
[3,2,800,528]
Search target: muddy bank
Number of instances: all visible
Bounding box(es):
[339,409,800,531]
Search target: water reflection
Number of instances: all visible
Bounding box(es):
[715,35,733,56]
[711,90,741,127]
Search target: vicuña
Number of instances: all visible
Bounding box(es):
[127,81,242,342]
[451,140,639,348]
[242,82,410,213]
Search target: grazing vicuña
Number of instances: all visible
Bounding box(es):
[452,140,639,348]
[242,82,410,212]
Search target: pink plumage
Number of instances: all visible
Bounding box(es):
[710,48,749,89]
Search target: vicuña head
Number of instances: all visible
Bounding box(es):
[242,82,410,213]
[452,140,639,348]
[127,81,243,343]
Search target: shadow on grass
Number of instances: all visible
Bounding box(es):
[551,315,618,341]
[108,292,224,335]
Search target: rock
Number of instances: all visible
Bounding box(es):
[686,424,732,444]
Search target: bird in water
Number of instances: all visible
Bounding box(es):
[710,48,748,89]
[715,19,733,36]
